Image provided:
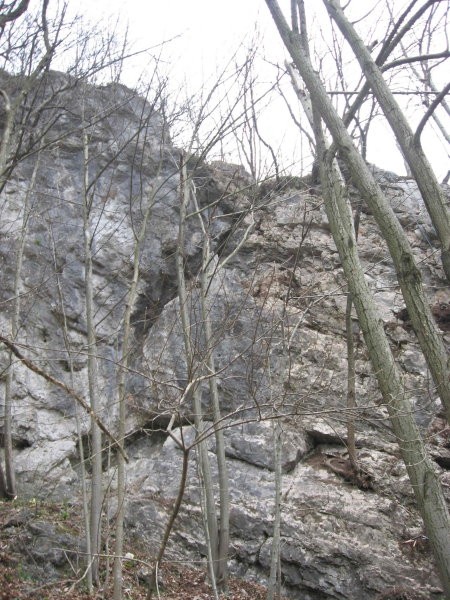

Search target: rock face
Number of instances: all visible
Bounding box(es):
[0,72,449,599]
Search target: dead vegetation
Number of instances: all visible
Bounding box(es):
[0,499,286,600]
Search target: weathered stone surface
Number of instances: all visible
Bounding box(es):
[0,73,448,599]
[124,427,442,599]
[14,440,77,498]
[3,509,86,584]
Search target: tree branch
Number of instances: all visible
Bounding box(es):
[414,81,450,147]
[0,0,30,29]
[0,334,128,461]
[384,50,450,70]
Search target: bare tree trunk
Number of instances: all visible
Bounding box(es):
[323,0,450,282]
[345,293,357,469]
[264,0,450,425]
[103,442,112,594]
[49,222,93,593]
[191,183,230,590]
[176,156,219,580]
[0,89,15,190]
[264,2,450,594]
[196,446,219,600]
[77,413,93,593]
[113,176,157,600]
[267,419,282,600]
[0,464,8,499]
[146,446,190,600]
[345,201,362,469]
[2,157,39,501]
[82,124,103,586]
[202,270,229,590]
[319,142,450,599]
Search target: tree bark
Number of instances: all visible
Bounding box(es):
[264,0,450,426]
[147,447,190,600]
[190,179,230,590]
[323,0,450,282]
[82,124,102,586]
[264,2,450,595]
[267,419,282,600]
[202,252,230,589]
[318,145,450,598]
[113,166,159,599]
[176,156,219,580]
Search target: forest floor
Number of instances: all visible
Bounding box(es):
[0,498,284,600]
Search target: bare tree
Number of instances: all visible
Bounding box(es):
[1,135,48,502]
[385,0,450,180]
[264,1,450,594]
[0,0,64,189]
[0,0,65,501]
[81,113,103,586]
[272,1,450,426]
[324,0,450,281]
[195,197,230,590]
[0,1,30,32]
[112,78,168,599]
[175,155,220,588]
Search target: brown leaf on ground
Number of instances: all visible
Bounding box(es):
[0,500,288,600]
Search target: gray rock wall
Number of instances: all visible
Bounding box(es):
[0,73,449,598]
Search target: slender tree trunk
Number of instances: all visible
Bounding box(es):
[82,124,102,586]
[50,224,93,593]
[191,182,230,590]
[264,2,450,594]
[196,445,219,600]
[264,0,450,425]
[147,447,190,600]
[113,180,156,600]
[201,250,230,589]
[345,293,357,469]
[318,144,450,598]
[0,464,7,499]
[77,412,93,593]
[0,90,16,189]
[103,442,112,593]
[176,155,219,579]
[2,146,41,499]
[323,0,450,282]
[0,342,12,500]
[267,419,282,600]
[346,201,362,469]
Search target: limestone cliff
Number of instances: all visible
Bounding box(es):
[0,73,449,599]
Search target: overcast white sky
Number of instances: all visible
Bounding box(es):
[74,0,449,180]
